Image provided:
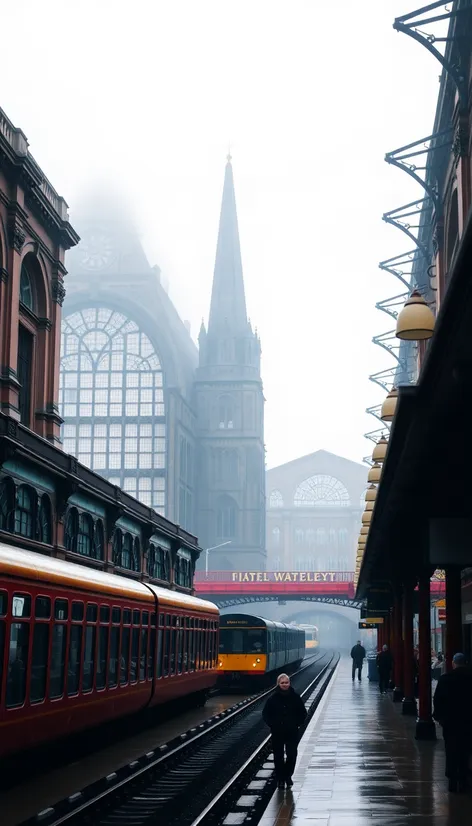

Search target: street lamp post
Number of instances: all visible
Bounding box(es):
[205,541,232,575]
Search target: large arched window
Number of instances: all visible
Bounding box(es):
[269,490,283,508]
[37,495,52,544]
[77,513,93,556]
[20,262,35,311]
[0,478,15,532]
[216,495,237,539]
[60,308,166,515]
[293,475,350,507]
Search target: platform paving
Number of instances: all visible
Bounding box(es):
[261,658,471,825]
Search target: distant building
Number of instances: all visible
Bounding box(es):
[60,157,266,571]
[266,451,367,572]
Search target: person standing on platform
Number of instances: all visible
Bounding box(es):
[433,652,472,793]
[262,673,307,790]
[376,644,393,694]
[350,640,366,682]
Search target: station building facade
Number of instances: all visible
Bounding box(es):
[267,450,366,572]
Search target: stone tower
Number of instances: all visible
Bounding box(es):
[195,157,266,571]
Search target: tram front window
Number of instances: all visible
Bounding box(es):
[219,628,265,654]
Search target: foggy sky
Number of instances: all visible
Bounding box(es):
[1,1,443,469]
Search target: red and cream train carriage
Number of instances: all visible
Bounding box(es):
[0,543,218,758]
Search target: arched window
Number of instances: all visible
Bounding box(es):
[269,490,283,508]
[112,529,123,566]
[64,507,78,552]
[293,475,350,507]
[14,485,35,538]
[121,533,133,570]
[149,544,170,580]
[60,308,166,515]
[77,513,93,556]
[37,495,52,544]
[175,557,192,588]
[306,529,315,547]
[93,519,105,560]
[0,478,15,532]
[295,528,304,544]
[272,527,281,546]
[329,528,337,546]
[218,395,234,429]
[216,495,237,539]
[19,261,35,311]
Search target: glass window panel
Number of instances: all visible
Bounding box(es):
[79,439,92,452]
[110,405,122,416]
[126,404,138,416]
[95,404,107,416]
[78,453,91,465]
[125,454,137,468]
[154,454,165,469]
[64,405,76,417]
[82,626,96,692]
[110,424,122,436]
[154,477,165,490]
[93,455,106,469]
[139,454,152,469]
[63,439,76,453]
[79,405,92,416]
[141,373,152,387]
[156,403,165,416]
[125,424,138,436]
[95,390,108,403]
[6,623,29,707]
[127,373,139,387]
[110,389,122,402]
[94,424,107,436]
[109,455,122,469]
[49,624,67,698]
[139,478,152,491]
[95,373,108,387]
[109,439,121,452]
[110,374,122,387]
[96,626,108,690]
[31,625,49,703]
[154,439,166,453]
[140,424,152,436]
[139,491,151,505]
[109,627,119,687]
[140,404,152,416]
[125,438,138,452]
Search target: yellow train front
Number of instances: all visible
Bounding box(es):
[298,624,319,651]
[217,614,305,688]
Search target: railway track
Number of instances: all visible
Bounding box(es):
[20,650,336,826]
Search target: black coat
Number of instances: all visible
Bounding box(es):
[376,650,393,675]
[350,644,366,664]
[433,667,472,731]
[262,686,307,734]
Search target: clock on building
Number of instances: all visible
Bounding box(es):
[79,233,116,271]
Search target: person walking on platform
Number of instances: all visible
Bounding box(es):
[350,640,366,682]
[433,652,472,793]
[376,644,393,694]
[262,673,307,790]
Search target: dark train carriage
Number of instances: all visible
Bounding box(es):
[0,543,218,758]
[217,614,305,686]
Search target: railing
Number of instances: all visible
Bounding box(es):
[0,106,69,221]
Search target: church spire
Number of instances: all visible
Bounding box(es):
[207,156,248,336]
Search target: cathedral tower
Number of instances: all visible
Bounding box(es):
[195,157,266,570]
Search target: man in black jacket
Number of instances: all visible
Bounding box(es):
[350,640,366,682]
[376,645,393,694]
[262,673,307,789]
[433,652,472,793]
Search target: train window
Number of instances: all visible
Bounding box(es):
[151,613,157,627]
[177,628,183,674]
[143,611,149,626]
[55,599,68,621]
[108,627,119,687]
[189,628,195,670]
[0,620,4,698]
[0,591,7,616]
[149,627,156,678]
[35,596,51,619]
[86,604,98,623]
[156,626,162,678]
[6,623,29,707]
[140,628,148,680]
[171,626,177,676]
[49,625,67,698]
[30,624,49,703]
[123,609,131,625]
[100,606,110,624]
[82,626,96,692]
[96,626,108,690]
[68,625,82,695]
[112,607,121,624]
[130,628,139,681]
[133,610,140,625]
[72,601,84,622]
[163,619,170,677]
[12,593,31,618]
[120,627,130,684]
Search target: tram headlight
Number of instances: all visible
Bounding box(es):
[219,661,223,667]
[256,658,261,663]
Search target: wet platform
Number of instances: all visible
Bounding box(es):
[261,658,471,825]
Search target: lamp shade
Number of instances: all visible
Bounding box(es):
[365,484,377,503]
[368,462,382,484]
[358,540,366,549]
[372,436,388,463]
[365,500,374,512]
[396,290,435,340]
[360,525,369,536]
[362,510,372,525]
[381,387,398,422]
